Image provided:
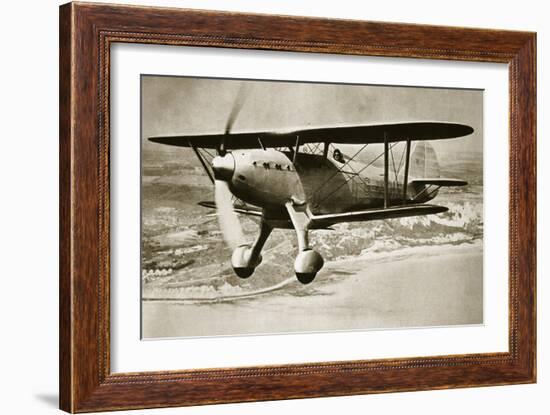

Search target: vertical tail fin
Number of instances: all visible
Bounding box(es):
[410,142,440,178]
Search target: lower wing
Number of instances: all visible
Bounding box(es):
[199,200,448,227]
[198,201,263,217]
[310,204,448,226]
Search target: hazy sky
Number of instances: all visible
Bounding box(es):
[142,75,483,163]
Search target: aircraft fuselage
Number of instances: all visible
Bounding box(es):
[221,148,435,224]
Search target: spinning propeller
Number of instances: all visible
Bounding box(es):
[216,83,248,157]
[212,84,248,250]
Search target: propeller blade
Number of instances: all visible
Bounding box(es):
[224,83,248,134]
[214,180,245,249]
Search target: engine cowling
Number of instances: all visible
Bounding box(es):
[227,149,306,210]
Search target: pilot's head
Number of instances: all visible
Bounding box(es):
[333,149,344,162]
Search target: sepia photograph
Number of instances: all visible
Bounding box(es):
[140,75,483,339]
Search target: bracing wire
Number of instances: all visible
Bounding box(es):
[315,142,398,207]
[310,144,369,196]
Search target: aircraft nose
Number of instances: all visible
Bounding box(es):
[211,153,235,182]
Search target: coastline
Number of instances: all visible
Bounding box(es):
[142,242,483,338]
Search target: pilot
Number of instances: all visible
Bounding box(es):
[333,148,345,163]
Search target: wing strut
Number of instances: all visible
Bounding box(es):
[293,135,300,165]
[190,143,214,184]
[322,142,329,159]
[402,139,411,203]
[384,132,389,208]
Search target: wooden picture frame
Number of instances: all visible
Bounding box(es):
[59,2,536,412]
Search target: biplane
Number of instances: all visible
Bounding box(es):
[149,97,473,285]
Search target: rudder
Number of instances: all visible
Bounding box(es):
[410,141,440,178]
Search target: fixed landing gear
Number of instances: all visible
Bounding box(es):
[230,221,272,279]
[294,249,324,284]
[230,203,325,284]
[230,244,260,278]
[285,202,325,284]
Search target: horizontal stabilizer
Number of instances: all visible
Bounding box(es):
[198,201,263,217]
[311,204,448,225]
[411,178,468,187]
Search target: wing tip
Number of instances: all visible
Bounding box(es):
[148,136,167,145]
[148,136,194,147]
[461,124,475,136]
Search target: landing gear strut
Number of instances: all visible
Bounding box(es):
[230,220,272,278]
[286,202,324,284]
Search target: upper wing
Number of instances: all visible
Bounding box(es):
[148,122,474,149]
[310,204,448,226]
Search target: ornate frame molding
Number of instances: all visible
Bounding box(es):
[60,2,536,412]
